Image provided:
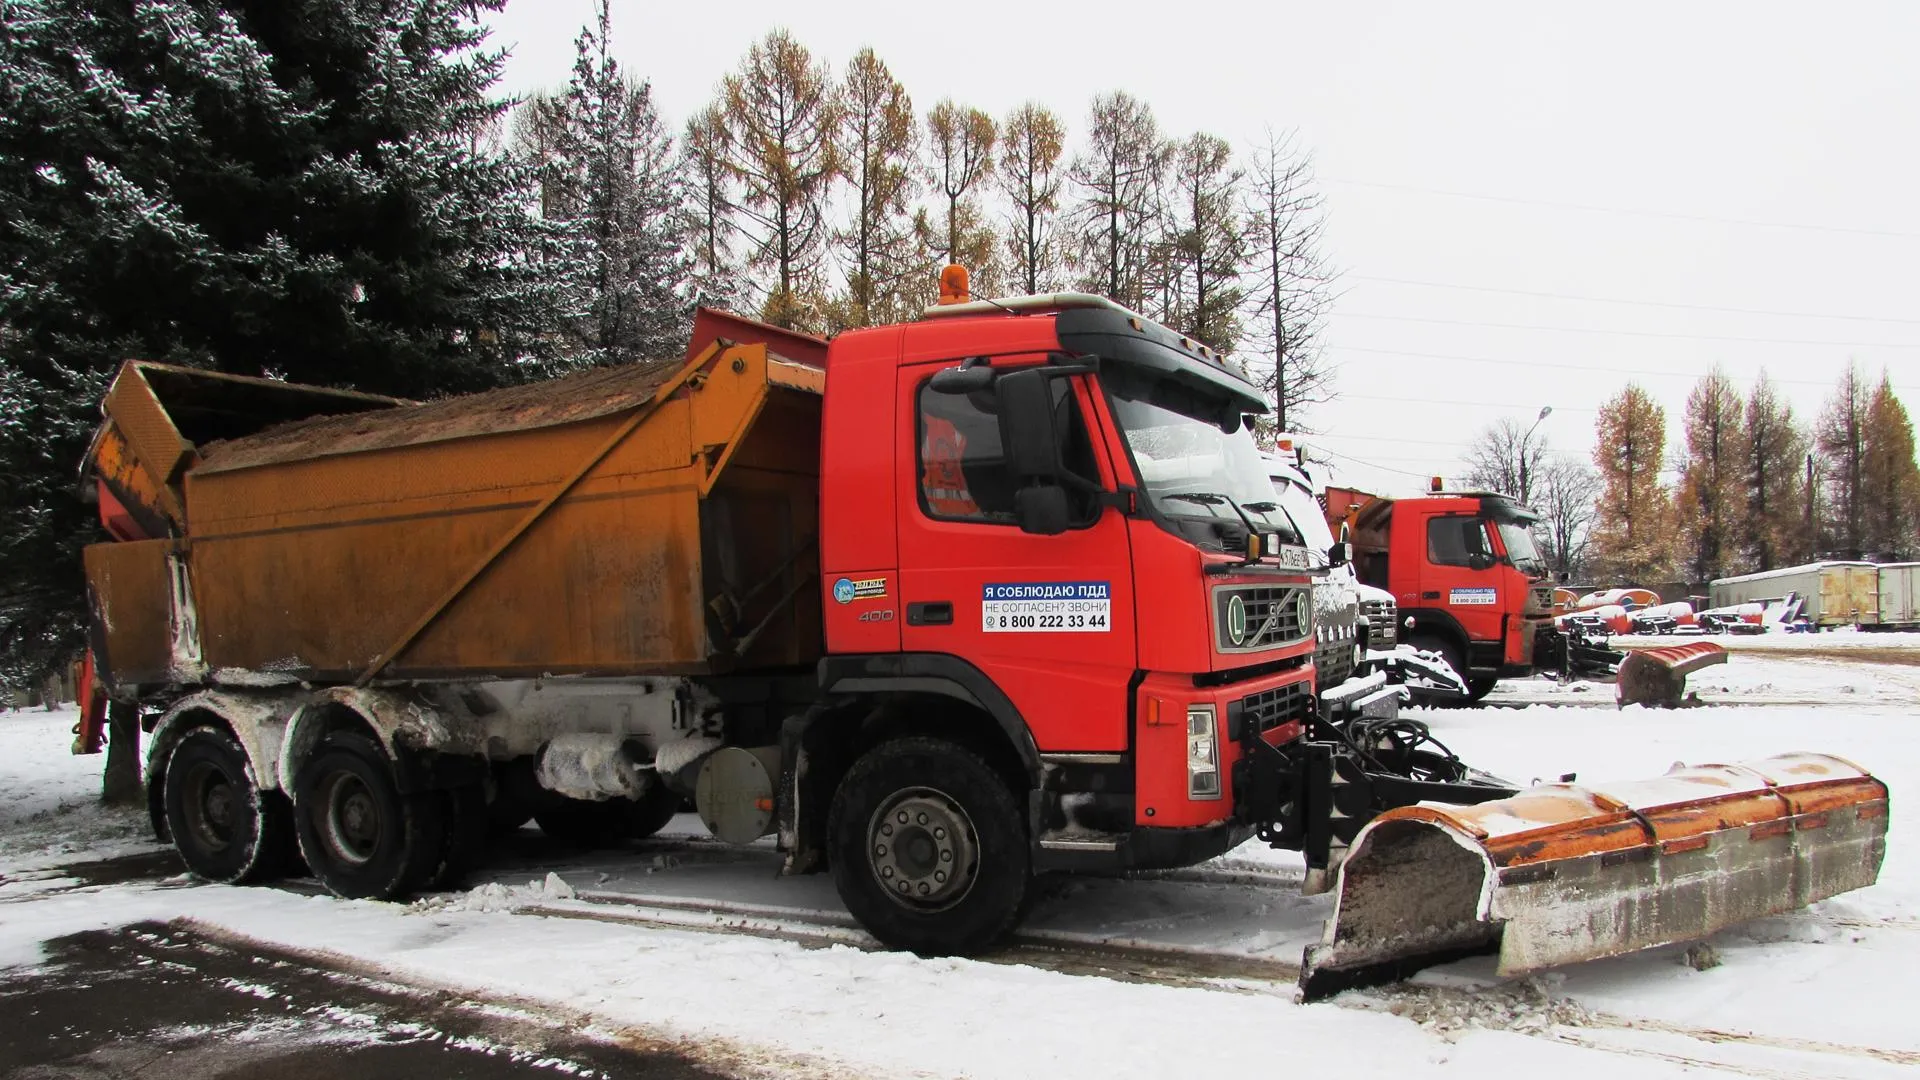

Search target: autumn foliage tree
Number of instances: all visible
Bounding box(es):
[833,48,917,327]
[997,103,1067,295]
[1741,372,1811,570]
[717,30,840,331]
[1160,133,1246,353]
[924,100,998,294]
[1858,372,1920,559]
[1589,384,1676,583]
[1067,91,1169,312]
[1675,367,1747,580]
[1815,364,1873,558]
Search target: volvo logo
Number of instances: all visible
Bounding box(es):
[1227,594,1248,645]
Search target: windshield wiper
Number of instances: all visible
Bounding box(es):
[1163,491,1272,563]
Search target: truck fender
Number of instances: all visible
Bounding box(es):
[277,687,488,795]
[145,689,304,840]
[815,653,1043,784]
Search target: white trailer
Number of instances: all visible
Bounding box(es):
[1711,561,1880,629]
[1877,563,1920,629]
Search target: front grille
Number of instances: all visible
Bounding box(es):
[1237,681,1315,736]
[1362,599,1397,646]
[1215,585,1312,653]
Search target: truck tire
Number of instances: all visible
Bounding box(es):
[828,737,1030,956]
[162,725,295,885]
[1407,634,1469,707]
[426,783,489,890]
[292,730,447,899]
[1465,676,1498,702]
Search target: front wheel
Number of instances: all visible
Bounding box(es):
[828,737,1029,956]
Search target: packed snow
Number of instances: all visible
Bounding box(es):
[2,649,1914,1078]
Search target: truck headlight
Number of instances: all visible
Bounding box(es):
[1187,705,1221,800]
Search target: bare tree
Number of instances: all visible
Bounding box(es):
[997,102,1067,295]
[1242,130,1335,431]
[1461,414,1553,506]
[926,101,997,280]
[1535,459,1603,581]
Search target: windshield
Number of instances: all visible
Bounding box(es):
[1105,371,1295,549]
[1495,520,1545,577]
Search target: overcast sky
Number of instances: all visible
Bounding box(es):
[483,1,1919,497]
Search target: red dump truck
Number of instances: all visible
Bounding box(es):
[80,281,1888,996]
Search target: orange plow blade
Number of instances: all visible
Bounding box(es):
[1616,641,1728,707]
[1300,752,1889,999]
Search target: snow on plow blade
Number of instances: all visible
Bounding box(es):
[1616,641,1728,707]
[1299,752,1888,1000]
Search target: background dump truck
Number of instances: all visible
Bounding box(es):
[1331,485,1554,701]
[81,289,1887,994]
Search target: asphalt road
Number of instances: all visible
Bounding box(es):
[0,922,733,1079]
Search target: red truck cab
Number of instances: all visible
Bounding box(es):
[805,293,1324,901]
[1348,491,1553,700]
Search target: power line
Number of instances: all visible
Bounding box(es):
[1326,344,1907,390]
[1337,311,1920,349]
[1325,178,1920,241]
[1337,391,1598,412]
[1348,274,1920,326]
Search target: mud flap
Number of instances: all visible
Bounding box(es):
[1300,752,1889,999]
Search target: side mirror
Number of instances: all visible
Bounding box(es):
[1014,485,1071,536]
[1468,552,1494,572]
[1328,541,1351,568]
[995,368,1062,480]
[930,361,994,394]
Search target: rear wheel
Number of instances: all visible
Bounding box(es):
[163,725,294,884]
[292,731,446,899]
[828,737,1029,956]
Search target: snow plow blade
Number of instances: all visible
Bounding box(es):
[1299,752,1888,1000]
[1616,641,1728,707]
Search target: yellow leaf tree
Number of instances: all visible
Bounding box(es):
[1590,383,1676,583]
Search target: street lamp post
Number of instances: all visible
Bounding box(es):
[1519,405,1552,506]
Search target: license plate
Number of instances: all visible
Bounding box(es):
[1275,544,1311,569]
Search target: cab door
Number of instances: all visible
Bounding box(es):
[1419,512,1506,646]
[893,359,1138,754]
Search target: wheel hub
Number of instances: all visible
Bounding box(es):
[181,761,237,853]
[319,772,381,867]
[867,788,979,912]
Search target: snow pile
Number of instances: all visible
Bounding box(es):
[421,872,579,914]
[0,708,154,873]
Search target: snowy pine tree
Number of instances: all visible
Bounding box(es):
[516,1,690,368]
[0,0,554,680]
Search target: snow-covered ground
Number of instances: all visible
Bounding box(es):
[0,707,154,874]
[3,651,1914,1079]
[1490,649,1920,706]
[1615,628,1920,653]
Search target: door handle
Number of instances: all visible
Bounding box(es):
[1421,591,1441,600]
[908,601,953,626]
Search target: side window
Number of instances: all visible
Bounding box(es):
[917,376,1099,525]
[1426,516,1490,567]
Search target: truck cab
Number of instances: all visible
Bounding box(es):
[1348,490,1552,700]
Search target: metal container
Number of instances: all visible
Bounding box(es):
[1710,561,1881,628]
[1877,563,1920,629]
[85,311,828,693]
